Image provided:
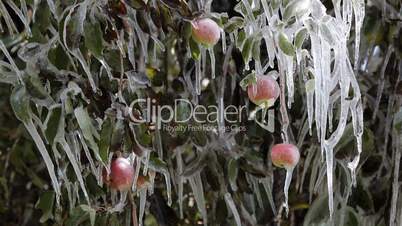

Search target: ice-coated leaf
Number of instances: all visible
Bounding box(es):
[282,0,311,21]
[45,107,62,145]
[278,32,295,56]
[80,205,96,226]
[228,159,238,191]
[181,152,208,178]
[10,85,31,123]
[84,21,104,58]
[224,193,241,226]
[189,38,201,60]
[74,106,100,159]
[98,117,113,163]
[239,72,257,91]
[242,36,254,67]
[224,17,244,33]
[295,28,308,49]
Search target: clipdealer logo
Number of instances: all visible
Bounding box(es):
[128,98,274,132]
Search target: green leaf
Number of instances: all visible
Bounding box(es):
[35,191,55,223]
[45,107,62,145]
[10,85,31,123]
[128,0,146,9]
[242,36,254,64]
[84,21,104,58]
[98,117,113,162]
[189,38,201,60]
[278,32,295,56]
[110,119,125,152]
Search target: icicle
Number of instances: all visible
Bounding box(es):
[176,147,184,218]
[218,97,225,136]
[0,1,17,34]
[98,58,114,80]
[45,0,57,19]
[5,0,31,36]
[261,0,271,21]
[110,190,128,213]
[252,178,264,208]
[348,100,363,186]
[155,126,163,159]
[299,146,315,192]
[128,33,137,71]
[142,150,150,175]
[163,171,172,206]
[389,130,401,226]
[372,46,393,121]
[261,177,276,215]
[285,55,295,108]
[76,131,97,178]
[189,174,207,225]
[352,0,365,71]
[221,30,227,53]
[324,144,334,218]
[0,41,22,82]
[283,168,294,216]
[195,59,202,95]
[72,49,98,93]
[132,156,141,191]
[278,62,290,143]
[306,79,315,134]
[224,193,241,226]
[138,189,147,226]
[58,138,90,204]
[25,119,61,204]
[208,48,216,79]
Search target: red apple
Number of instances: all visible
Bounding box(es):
[247,76,280,108]
[191,18,221,46]
[270,143,300,169]
[103,157,134,191]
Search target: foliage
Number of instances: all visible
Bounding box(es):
[0,0,401,225]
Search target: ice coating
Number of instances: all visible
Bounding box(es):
[271,143,300,169]
[192,18,221,46]
[247,76,280,108]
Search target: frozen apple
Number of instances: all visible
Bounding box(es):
[247,76,280,108]
[192,18,221,46]
[103,157,134,191]
[270,143,300,169]
[270,143,300,215]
